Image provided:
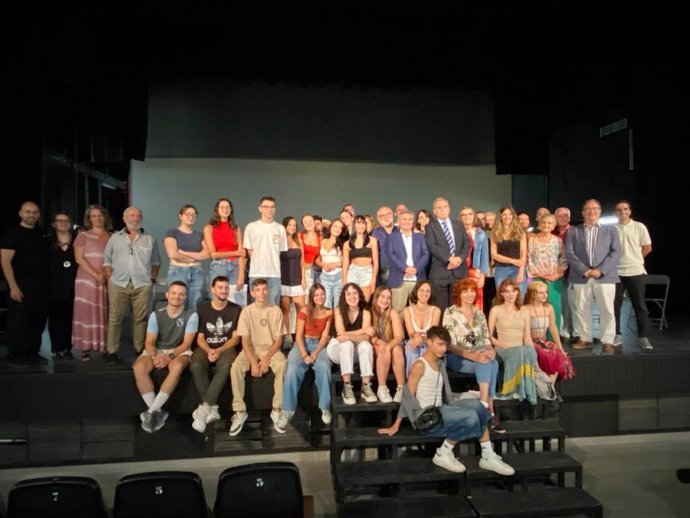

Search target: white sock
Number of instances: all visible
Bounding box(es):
[142,392,155,409]
[480,400,489,409]
[149,391,170,413]
[480,440,493,459]
[438,439,455,454]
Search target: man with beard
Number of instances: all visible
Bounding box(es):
[103,207,161,362]
[190,275,242,433]
[1,201,50,367]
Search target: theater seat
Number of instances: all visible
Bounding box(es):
[214,462,303,518]
[6,476,107,518]
[113,471,210,518]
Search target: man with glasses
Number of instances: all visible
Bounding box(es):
[243,196,287,306]
[425,197,469,311]
[565,199,621,354]
[371,205,399,285]
[103,207,161,362]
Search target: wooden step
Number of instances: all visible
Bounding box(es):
[336,457,463,487]
[333,426,443,450]
[464,451,583,494]
[339,495,477,518]
[468,487,603,518]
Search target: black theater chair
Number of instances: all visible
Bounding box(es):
[214,462,303,518]
[113,471,210,518]
[6,476,107,518]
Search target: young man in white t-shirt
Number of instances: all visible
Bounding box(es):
[613,200,653,350]
[243,196,288,306]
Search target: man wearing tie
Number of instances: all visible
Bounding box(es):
[424,197,470,311]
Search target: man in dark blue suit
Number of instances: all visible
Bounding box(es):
[385,210,430,312]
[424,197,470,311]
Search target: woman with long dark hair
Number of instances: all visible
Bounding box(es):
[280,216,306,335]
[203,198,245,296]
[342,214,379,302]
[316,219,345,309]
[48,212,77,359]
[277,283,334,430]
[402,280,440,375]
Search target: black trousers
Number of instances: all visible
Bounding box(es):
[48,296,74,353]
[6,292,48,360]
[614,274,647,337]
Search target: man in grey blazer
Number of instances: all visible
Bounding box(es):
[424,197,469,311]
[565,199,621,353]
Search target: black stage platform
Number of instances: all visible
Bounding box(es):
[1,306,689,468]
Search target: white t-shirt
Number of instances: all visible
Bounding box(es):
[243,220,288,277]
[616,219,651,276]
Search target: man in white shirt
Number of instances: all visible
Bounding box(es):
[613,200,653,350]
[243,196,288,306]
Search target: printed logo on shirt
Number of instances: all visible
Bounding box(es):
[206,317,233,344]
[176,317,185,328]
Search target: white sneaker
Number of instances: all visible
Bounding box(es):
[479,451,515,476]
[321,409,332,425]
[206,405,221,424]
[229,411,248,436]
[342,382,357,405]
[613,334,623,346]
[432,449,466,473]
[393,385,403,403]
[192,403,209,433]
[377,385,393,403]
[271,409,286,434]
[276,410,294,431]
[639,337,654,350]
[361,382,378,403]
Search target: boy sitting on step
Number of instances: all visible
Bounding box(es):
[378,325,515,475]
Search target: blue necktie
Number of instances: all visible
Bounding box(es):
[442,220,455,255]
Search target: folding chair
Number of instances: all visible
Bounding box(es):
[644,274,670,330]
[214,462,303,518]
[6,476,107,518]
[113,471,210,518]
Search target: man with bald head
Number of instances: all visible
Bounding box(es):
[1,201,50,367]
[103,207,161,362]
[425,197,470,310]
[371,205,399,285]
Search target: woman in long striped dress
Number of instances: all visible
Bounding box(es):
[72,205,111,361]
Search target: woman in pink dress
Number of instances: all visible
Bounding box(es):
[72,205,111,360]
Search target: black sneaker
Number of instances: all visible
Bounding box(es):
[104,353,121,364]
[490,416,507,434]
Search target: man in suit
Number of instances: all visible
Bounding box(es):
[565,199,621,354]
[386,209,430,312]
[424,197,470,311]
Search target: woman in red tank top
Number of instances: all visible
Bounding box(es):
[203,198,245,299]
[299,214,321,292]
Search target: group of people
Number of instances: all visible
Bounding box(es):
[1,195,653,473]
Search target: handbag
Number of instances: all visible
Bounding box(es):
[414,369,443,431]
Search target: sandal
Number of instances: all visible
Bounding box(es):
[81,350,91,362]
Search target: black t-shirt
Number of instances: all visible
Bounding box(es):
[196,300,242,349]
[0,225,49,285]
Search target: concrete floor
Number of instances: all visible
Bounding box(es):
[1,431,689,517]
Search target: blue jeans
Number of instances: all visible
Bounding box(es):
[446,353,498,398]
[282,338,332,411]
[424,398,491,441]
[167,264,205,311]
[494,265,527,297]
[248,276,281,306]
[208,259,239,290]
[320,269,343,309]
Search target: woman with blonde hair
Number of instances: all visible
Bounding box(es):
[527,213,567,332]
[523,281,574,382]
[490,205,527,296]
[371,285,405,403]
[72,204,112,361]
